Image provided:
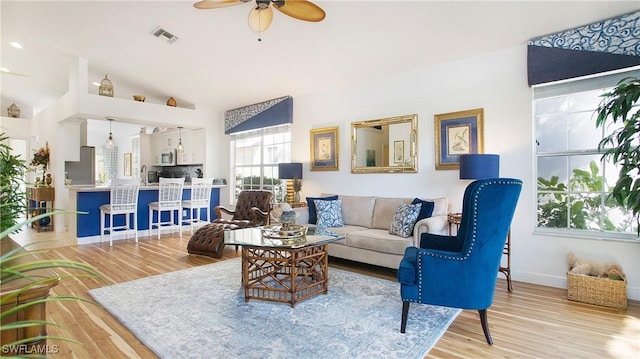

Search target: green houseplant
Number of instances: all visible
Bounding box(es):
[0,133,100,357]
[595,77,640,235]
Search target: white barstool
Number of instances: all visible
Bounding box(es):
[148,177,185,239]
[100,178,140,246]
[182,178,213,234]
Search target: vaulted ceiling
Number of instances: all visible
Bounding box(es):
[2,1,639,115]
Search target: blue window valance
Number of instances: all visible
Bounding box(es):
[224,96,293,134]
[527,11,640,86]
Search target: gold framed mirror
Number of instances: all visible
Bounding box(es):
[351,114,418,173]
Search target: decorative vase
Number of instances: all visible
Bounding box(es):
[167,97,177,107]
[294,191,300,204]
[46,174,52,186]
[279,211,296,230]
[39,216,51,227]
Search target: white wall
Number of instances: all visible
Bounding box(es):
[283,45,639,300]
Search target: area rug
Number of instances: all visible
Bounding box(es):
[89,258,460,359]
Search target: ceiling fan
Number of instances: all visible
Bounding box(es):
[194,0,325,35]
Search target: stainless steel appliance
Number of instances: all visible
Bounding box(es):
[64,146,96,185]
[148,171,159,184]
[160,149,176,166]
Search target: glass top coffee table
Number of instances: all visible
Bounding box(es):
[224,226,343,307]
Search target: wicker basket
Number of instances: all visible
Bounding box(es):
[566,271,627,310]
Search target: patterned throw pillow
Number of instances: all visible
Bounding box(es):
[306,195,339,224]
[389,203,422,238]
[314,199,344,228]
[411,198,434,221]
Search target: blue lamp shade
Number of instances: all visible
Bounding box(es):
[278,163,303,179]
[459,154,500,180]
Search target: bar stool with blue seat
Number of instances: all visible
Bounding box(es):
[182,177,213,234]
[148,177,185,239]
[100,178,140,246]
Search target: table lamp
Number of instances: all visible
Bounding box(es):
[459,154,500,180]
[278,163,303,204]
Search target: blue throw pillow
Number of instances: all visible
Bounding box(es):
[389,203,422,238]
[306,195,338,224]
[411,198,435,221]
[315,199,344,228]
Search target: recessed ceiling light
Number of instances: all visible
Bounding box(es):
[10,42,23,49]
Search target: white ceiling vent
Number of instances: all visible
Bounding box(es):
[152,27,179,44]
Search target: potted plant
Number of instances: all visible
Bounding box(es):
[0,133,100,357]
[595,76,640,235]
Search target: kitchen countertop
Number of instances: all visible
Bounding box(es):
[66,184,227,192]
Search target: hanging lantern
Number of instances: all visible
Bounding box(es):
[7,102,20,118]
[99,74,114,97]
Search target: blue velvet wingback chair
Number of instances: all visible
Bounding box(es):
[397,178,522,345]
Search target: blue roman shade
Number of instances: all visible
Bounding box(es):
[527,11,640,86]
[224,96,293,134]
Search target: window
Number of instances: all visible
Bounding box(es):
[230,124,291,203]
[534,69,640,240]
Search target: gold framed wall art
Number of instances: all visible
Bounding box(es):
[310,126,339,171]
[434,108,484,170]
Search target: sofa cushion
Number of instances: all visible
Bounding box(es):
[346,229,413,255]
[319,225,362,245]
[315,199,344,227]
[339,195,376,228]
[389,203,422,237]
[429,197,448,216]
[306,195,338,224]
[372,197,411,230]
[411,198,435,222]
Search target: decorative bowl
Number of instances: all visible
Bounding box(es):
[133,95,146,102]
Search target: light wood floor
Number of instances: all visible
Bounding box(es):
[10,228,640,359]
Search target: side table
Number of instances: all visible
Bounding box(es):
[447,212,512,292]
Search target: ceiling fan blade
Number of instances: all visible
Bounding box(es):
[248,5,273,32]
[193,0,244,9]
[272,0,325,22]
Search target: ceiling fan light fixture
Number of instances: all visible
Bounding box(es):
[248,5,273,32]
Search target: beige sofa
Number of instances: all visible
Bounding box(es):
[294,194,448,269]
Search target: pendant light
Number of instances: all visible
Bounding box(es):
[105,118,115,148]
[177,126,184,152]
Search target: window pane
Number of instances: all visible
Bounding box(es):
[567,89,603,112]
[537,114,567,153]
[537,156,568,190]
[604,205,637,233]
[536,96,568,115]
[568,155,602,192]
[568,193,602,230]
[537,192,568,228]
[567,112,601,151]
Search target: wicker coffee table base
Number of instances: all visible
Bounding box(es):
[241,244,329,307]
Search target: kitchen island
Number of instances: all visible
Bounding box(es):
[67,184,224,244]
